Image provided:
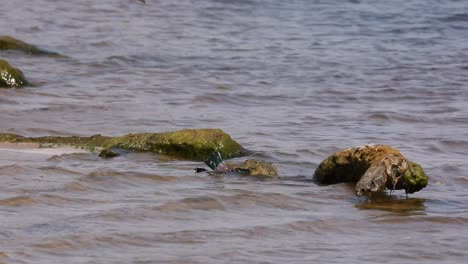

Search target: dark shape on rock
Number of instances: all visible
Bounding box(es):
[313,145,428,196]
[0,35,63,57]
[98,148,120,158]
[0,129,247,161]
[0,59,29,88]
[194,168,208,173]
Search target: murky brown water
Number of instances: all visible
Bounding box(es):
[1,0,468,263]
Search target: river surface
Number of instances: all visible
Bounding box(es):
[1,0,468,263]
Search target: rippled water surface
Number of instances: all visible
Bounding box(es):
[1,0,468,263]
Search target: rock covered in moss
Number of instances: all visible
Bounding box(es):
[225,159,278,177]
[313,145,428,196]
[0,59,29,88]
[0,129,247,160]
[0,35,62,56]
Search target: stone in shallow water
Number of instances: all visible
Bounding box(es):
[0,35,63,56]
[225,159,278,177]
[313,144,428,195]
[0,59,29,88]
[0,129,247,161]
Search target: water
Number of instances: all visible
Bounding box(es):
[1,0,468,263]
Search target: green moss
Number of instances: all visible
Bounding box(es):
[0,133,24,142]
[226,159,278,177]
[314,145,429,195]
[0,59,29,88]
[100,129,246,160]
[0,36,63,57]
[402,161,429,194]
[0,129,247,161]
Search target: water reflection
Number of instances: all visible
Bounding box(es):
[355,193,426,214]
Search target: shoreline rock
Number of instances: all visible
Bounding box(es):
[0,59,29,88]
[0,129,247,161]
[0,35,63,57]
[313,145,428,196]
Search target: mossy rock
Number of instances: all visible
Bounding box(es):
[0,129,247,161]
[0,59,29,88]
[0,35,63,57]
[226,159,278,177]
[313,145,429,195]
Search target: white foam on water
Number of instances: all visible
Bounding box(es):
[0,143,88,156]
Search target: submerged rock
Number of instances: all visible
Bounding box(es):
[0,35,63,56]
[313,145,428,196]
[0,59,29,88]
[225,159,278,177]
[0,129,247,160]
[196,152,278,177]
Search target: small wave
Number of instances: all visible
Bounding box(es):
[25,128,73,136]
[192,92,289,107]
[0,164,34,176]
[39,166,82,175]
[0,194,102,207]
[437,140,468,154]
[366,112,426,123]
[0,195,37,207]
[453,176,468,187]
[103,54,171,69]
[439,13,468,22]
[440,164,462,173]
[356,197,427,213]
[156,192,310,212]
[85,169,184,183]
[0,146,87,156]
[0,97,18,105]
[287,219,357,234]
[32,235,93,251]
[62,182,90,192]
[65,169,196,192]
[157,196,225,212]
[375,216,468,225]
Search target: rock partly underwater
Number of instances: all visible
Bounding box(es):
[0,35,63,57]
[313,145,428,196]
[0,129,247,160]
[196,152,278,177]
[0,59,29,88]
[225,159,278,177]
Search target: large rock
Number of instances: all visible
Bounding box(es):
[0,59,29,88]
[0,129,247,160]
[313,145,428,196]
[0,35,63,56]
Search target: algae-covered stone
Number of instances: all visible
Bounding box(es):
[313,145,428,196]
[0,35,62,56]
[0,129,247,161]
[99,129,247,160]
[225,159,278,177]
[0,59,29,88]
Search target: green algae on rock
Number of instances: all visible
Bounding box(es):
[313,145,428,196]
[0,129,247,160]
[0,35,63,56]
[225,159,278,177]
[197,151,277,177]
[0,59,29,88]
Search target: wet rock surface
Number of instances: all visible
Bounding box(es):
[0,129,247,160]
[225,159,278,177]
[313,145,429,195]
[0,35,62,56]
[0,59,29,88]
